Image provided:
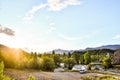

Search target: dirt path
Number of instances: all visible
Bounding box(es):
[4,69,99,80]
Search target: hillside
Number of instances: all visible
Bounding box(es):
[0,44,29,68]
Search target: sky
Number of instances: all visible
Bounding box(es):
[0,0,120,52]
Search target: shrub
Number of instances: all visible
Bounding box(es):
[81,76,120,80]
[0,61,4,80]
[41,57,55,71]
[64,58,76,70]
[28,74,35,80]
[0,61,14,80]
[102,57,112,69]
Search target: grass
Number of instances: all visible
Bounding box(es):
[61,69,80,72]
[113,65,120,69]
[81,75,120,80]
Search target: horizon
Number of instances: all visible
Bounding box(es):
[0,0,120,52]
[1,43,120,53]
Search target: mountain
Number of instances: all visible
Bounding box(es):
[0,44,12,54]
[1,44,120,54]
[0,44,28,55]
[48,49,74,54]
[50,44,120,54]
[85,44,120,51]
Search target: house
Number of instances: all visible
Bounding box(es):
[72,65,87,71]
[90,62,103,71]
[60,63,65,68]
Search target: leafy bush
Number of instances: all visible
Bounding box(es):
[81,76,120,80]
[0,61,4,80]
[84,51,91,64]
[0,61,14,80]
[41,57,55,71]
[102,57,112,69]
[28,74,35,80]
[64,58,76,70]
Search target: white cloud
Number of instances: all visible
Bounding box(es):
[48,26,56,33]
[23,3,47,21]
[47,0,81,11]
[114,34,120,39]
[49,22,55,26]
[59,34,89,41]
[23,0,82,21]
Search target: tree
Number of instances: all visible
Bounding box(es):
[64,58,76,70]
[102,57,112,69]
[52,50,55,55]
[72,52,80,64]
[79,55,84,64]
[41,57,55,71]
[33,52,38,69]
[53,54,61,67]
[84,51,91,64]
[68,52,71,58]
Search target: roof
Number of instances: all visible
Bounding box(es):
[90,62,102,65]
[72,65,87,70]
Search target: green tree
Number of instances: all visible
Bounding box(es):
[64,58,76,70]
[52,51,55,55]
[41,57,55,71]
[68,52,71,58]
[102,57,112,69]
[84,51,91,64]
[72,52,80,64]
[53,54,61,67]
[33,52,38,69]
[79,55,84,64]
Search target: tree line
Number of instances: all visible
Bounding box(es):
[0,48,115,71]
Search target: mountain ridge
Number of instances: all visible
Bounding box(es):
[1,44,120,54]
[50,44,120,54]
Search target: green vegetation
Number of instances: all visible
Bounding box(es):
[72,52,80,64]
[0,44,116,72]
[0,61,14,80]
[102,57,112,69]
[113,65,120,69]
[81,75,120,80]
[1,44,120,80]
[28,74,35,80]
[64,58,76,69]
[0,46,115,71]
[84,51,91,64]
[41,56,55,71]
[53,54,61,67]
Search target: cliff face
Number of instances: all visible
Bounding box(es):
[112,49,120,65]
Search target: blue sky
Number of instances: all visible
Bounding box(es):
[0,0,120,52]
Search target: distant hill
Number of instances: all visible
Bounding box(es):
[0,44,29,68]
[48,49,74,54]
[85,44,120,51]
[1,44,120,54]
[0,44,12,54]
[50,44,120,54]
[0,44,28,55]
